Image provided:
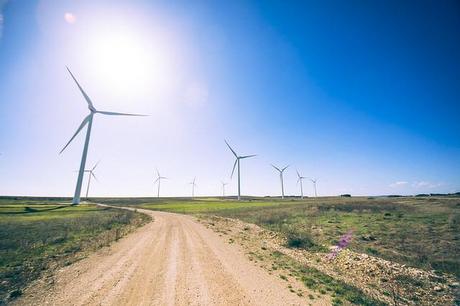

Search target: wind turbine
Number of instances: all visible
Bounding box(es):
[154,169,167,198]
[225,140,256,201]
[60,67,146,205]
[84,161,100,199]
[310,178,318,197]
[296,170,306,199]
[221,181,228,197]
[190,177,197,198]
[271,164,289,199]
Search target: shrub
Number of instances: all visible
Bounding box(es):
[285,230,315,249]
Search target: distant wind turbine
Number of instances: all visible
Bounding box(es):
[60,67,146,205]
[296,170,306,199]
[221,181,228,197]
[84,161,100,199]
[190,177,197,198]
[225,140,256,201]
[271,164,289,199]
[310,178,318,197]
[154,169,167,198]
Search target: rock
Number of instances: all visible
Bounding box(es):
[433,286,443,292]
[361,235,376,241]
[448,282,459,288]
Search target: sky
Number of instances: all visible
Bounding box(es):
[0,0,459,197]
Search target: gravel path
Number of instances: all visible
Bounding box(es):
[15,207,323,306]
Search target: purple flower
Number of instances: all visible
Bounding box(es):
[327,230,353,260]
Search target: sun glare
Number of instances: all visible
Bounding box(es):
[82,25,179,101]
[87,32,154,94]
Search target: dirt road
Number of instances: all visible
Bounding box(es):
[16,208,321,306]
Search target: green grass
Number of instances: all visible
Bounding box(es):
[99,196,460,278]
[215,197,460,279]
[96,197,291,213]
[102,195,459,304]
[0,198,150,304]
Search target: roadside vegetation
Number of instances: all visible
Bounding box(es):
[104,195,459,304]
[0,198,150,304]
[216,196,460,280]
[107,196,459,279]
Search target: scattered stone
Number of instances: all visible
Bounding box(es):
[361,235,376,241]
[448,282,459,288]
[433,286,443,292]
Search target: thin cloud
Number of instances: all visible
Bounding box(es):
[389,181,408,188]
[412,181,443,189]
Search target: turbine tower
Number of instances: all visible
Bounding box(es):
[310,178,318,197]
[271,164,289,199]
[84,161,100,199]
[225,140,256,201]
[190,177,197,198]
[154,169,167,198]
[60,67,146,205]
[296,170,306,199]
[221,181,228,197]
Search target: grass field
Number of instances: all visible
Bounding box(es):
[216,196,460,279]
[0,198,150,304]
[99,195,460,304]
[102,196,459,279]
[2,195,457,305]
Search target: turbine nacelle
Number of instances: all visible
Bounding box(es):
[271,164,289,174]
[225,140,256,179]
[154,169,168,183]
[60,67,147,154]
[296,170,306,183]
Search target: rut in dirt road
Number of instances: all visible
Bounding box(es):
[15,208,328,306]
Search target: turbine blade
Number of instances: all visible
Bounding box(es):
[271,164,281,172]
[66,67,96,111]
[296,170,301,178]
[92,160,101,171]
[154,178,160,183]
[240,154,256,159]
[230,159,238,178]
[60,114,91,154]
[91,172,99,182]
[224,140,238,158]
[97,110,147,116]
[282,165,290,172]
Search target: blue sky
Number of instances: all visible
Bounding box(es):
[0,0,459,197]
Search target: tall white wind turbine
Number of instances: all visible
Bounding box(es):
[310,178,318,197]
[190,177,197,198]
[154,169,167,198]
[225,140,256,201]
[271,164,289,199]
[296,170,306,199]
[84,161,100,199]
[221,181,228,197]
[60,67,146,205]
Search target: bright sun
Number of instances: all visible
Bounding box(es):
[84,29,175,98]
